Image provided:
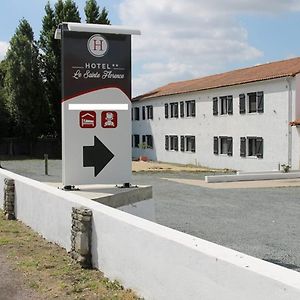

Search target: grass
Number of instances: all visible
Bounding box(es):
[0,210,142,299]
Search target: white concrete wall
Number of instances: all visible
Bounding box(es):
[132,78,297,171]
[1,169,300,299]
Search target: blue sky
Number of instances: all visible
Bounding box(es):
[1,0,300,96]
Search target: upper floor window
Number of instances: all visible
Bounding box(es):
[186,100,196,117]
[170,102,179,118]
[146,105,153,119]
[213,96,233,115]
[142,105,153,120]
[134,107,140,120]
[240,91,264,114]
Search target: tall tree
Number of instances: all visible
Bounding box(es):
[0,60,11,137]
[40,0,81,137]
[84,0,110,24]
[4,19,49,138]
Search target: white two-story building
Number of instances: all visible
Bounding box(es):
[132,57,300,171]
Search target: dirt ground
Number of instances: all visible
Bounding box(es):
[132,160,228,173]
[0,250,43,300]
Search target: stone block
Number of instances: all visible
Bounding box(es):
[74,232,89,256]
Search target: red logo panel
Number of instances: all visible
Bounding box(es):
[80,111,96,128]
[101,111,117,128]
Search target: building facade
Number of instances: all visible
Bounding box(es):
[132,57,300,171]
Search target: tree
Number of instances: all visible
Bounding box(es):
[84,0,110,24]
[40,0,81,137]
[0,60,11,137]
[4,19,49,139]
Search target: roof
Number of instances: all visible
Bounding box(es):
[134,57,300,101]
[289,119,300,126]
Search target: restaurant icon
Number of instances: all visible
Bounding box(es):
[80,111,96,128]
[101,111,117,128]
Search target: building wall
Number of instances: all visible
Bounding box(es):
[132,77,298,171]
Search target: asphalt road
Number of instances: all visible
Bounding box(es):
[2,160,300,272]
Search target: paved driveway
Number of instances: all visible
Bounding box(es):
[132,172,300,272]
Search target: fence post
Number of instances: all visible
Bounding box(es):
[44,154,48,175]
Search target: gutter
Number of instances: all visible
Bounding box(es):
[286,76,293,166]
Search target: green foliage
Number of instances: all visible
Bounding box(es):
[98,7,110,25]
[0,60,12,137]
[2,0,111,139]
[4,19,49,139]
[40,0,81,136]
[84,0,111,24]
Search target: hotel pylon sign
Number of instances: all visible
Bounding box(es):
[55,23,140,186]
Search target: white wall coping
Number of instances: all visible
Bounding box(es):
[206,172,300,183]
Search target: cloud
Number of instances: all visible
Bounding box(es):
[0,41,9,61]
[118,0,299,96]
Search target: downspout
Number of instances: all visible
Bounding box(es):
[286,77,293,166]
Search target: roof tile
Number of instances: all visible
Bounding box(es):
[134,57,300,101]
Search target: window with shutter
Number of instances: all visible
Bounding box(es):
[248,93,257,113]
[186,100,196,117]
[180,102,184,118]
[170,103,179,118]
[191,101,196,117]
[214,137,219,154]
[146,135,153,149]
[239,94,245,114]
[175,136,178,151]
[257,91,264,113]
[180,136,185,151]
[240,137,246,157]
[227,96,233,115]
[256,137,263,158]
[134,135,140,148]
[165,136,169,150]
[220,97,228,115]
[213,97,218,115]
[227,137,233,156]
[134,107,140,120]
[191,136,196,152]
[142,106,145,120]
[165,103,169,118]
[146,105,153,119]
[175,103,179,118]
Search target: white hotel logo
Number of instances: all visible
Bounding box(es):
[87,34,108,57]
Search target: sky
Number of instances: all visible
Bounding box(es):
[1,0,300,96]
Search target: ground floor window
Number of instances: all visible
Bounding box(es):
[240,136,263,158]
[213,136,233,156]
[180,135,195,152]
[165,135,178,151]
[133,134,140,148]
[142,135,153,149]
